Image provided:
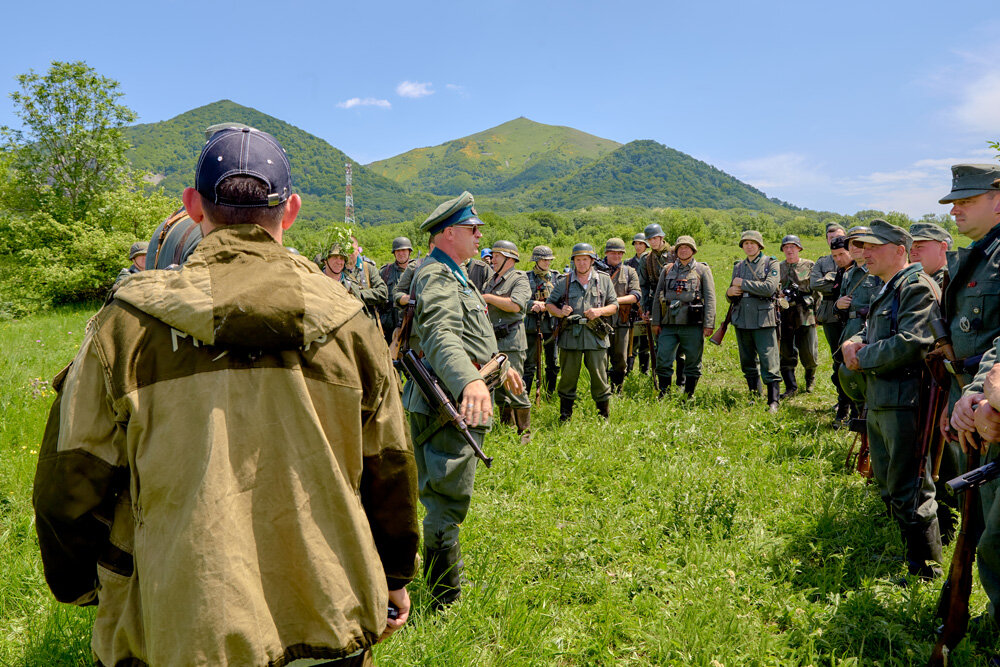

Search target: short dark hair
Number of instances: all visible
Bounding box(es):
[200,176,287,227]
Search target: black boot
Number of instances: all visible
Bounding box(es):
[596,400,610,420]
[746,376,762,403]
[903,520,944,581]
[424,542,463,609]
[804,368,816,393]
[545,370,558,396]
[609,370,624,394]
[514,408,532,445]
[559,397,574,423]
[675,355,686,388]
[834,400,850,428]
[639,350,649,374]
[767,381,780,414]
[658,375,672,398]
[684,376,698,398]
[779,368,798,400]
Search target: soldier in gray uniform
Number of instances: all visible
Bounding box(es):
[842,220,943,580]
[777,235,819,398]
[601,237,641,393]
[651,235,716,398]
[908,222,952,287]
[524,245,560,397]
[379,236,416,344]
[810,224,852,422]
[401,191,507,607]
[462,254,494,292]
[943,164,1000,624]
[639,223,683,386]
[727,230,782,413]
[482,240,533,443]
[342,236,389,326]
[627,232,651,375]
[546,243,619,422]
[394,238,434,311]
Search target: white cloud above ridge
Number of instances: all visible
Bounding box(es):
[337,97,391,110]
[396,81,434,98]
[952,71,1000,135]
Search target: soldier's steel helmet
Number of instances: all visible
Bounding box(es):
[571,242,598,259]
[838,364,867,403]
[847,225,871,239]
[643,223,665,239]
[324,243,348,259]
[605,237,627,253]
[632,232,648,245]
[492,239,519,260]
[739,230,765,249]
[391,236,413,252]
[674,235,698,253]
[531,245,555,261]
[780,234,803,250]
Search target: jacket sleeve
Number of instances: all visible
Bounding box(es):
[356,318,419,590]
[964,336,999,396]
[651,269,667,322]
[856,278,940,374]
[360,264,389,309]
[741,258,780,298]
[393,266,413,306]
[810,257,838,296]
[33,328,128,606]
[727,261,740,304]
[627,267,641,302]
[509,272,531,313]
[701,264,717,329]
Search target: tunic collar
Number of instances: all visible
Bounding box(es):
[431,247,469,288]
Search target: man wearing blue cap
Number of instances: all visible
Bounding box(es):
[34,126,419,665]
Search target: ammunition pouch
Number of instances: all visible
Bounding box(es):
[492,320,521,341]
[687,302,705,325]
[585,316,614,338]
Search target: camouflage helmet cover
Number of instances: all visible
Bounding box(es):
[531,245,555,261]
[674,235,698,253]
[739,229,765,249]
[570,242,598,259]
[605,237,627,253]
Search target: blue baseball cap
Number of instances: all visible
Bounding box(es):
[195,126,292,208]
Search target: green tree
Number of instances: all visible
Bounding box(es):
[1,60,137,220]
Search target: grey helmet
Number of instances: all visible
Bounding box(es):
[570,242,598,260]
[780,234,803,250]
[643,223,665,240]
[531,245,555,261]
[491,239,519,261]
[605,237,627,253]
[846,225,871,240]
[632,232,648,245]
[391,236,413,252]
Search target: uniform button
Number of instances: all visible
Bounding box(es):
[973,307,981,314]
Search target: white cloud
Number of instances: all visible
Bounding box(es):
[336,97,391,110]
[725,152,828,190]
[952,71,1000,135]
[396,81,434,98]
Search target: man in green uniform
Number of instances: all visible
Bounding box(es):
[394,238,434,312]
[401,191,502,607]
[811,225,853,422]
[727,230,781,413]
[546,243,618,421]
[601,237,641,393]
[462,253,494,292]
[908,221,952,287]
[335,235,388,326]
[943,164,1000,625]
[842,220,943,580]
[379,236,416,344]
[777,235,819,398]
[651,235,715,398]
[482,240,532,443]
[627,232,651,375]
[524,245,561,397]
[639,223,683,386]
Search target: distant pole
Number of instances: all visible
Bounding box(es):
[344,162,355,227]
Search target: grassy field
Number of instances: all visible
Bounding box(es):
[2,241,996,666]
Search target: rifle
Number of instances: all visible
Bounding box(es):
[400,349,494,468]
[709,299,738,346]
[843,408,872,479]
[533,281,546,406]
[548,272,572,344]
[640,303,657,391]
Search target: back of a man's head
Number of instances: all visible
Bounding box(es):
[200,175,287,229]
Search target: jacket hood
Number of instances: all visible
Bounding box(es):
[116,224,362,349]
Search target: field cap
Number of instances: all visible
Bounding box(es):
[421,191,483,234]
[675,235,698,253]
[851,219,912,251]
[909,222,952,247]
[939,164,1000,204]
[129,241,148,259]
[195,127,292,207]
[826,222,847,234]
[739,230,765,249]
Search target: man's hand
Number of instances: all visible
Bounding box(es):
[939,410,953,441]
[841,340,864,371]
[584,307,601,320]
[560,304,573,317]
[460,379,492,427]
[379,587,410,642]
[985,363,1000,410]
[398,294,410,306]
[835,295,853,310]
[530,300,546,313]
[951,392,985,434]
[703,327,713,338]
[726,285,743,297]
[653,325,661,336]
[732,277,744,287]
[975,401,1000,443]
[504,368,525,395]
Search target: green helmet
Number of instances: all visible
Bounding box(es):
[643,223,665,240]
[739,230,765,249]
[391,236,413,252]
[632,232,647,244]
[674,235,697,253]
[323,243,348,260]
[605,237,627,253]
[780,234,803,250]
[491,239,519,260]
[846,225,871,240]
[838,364,867,403]
[531,245,555,261]
[571,242,598,260]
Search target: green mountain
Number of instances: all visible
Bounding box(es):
[367,117,622,195]
[125,100,434,227]
[511,140,790,212]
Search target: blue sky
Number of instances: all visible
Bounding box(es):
[2,0,998,217]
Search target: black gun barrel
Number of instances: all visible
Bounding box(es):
[946,460,1000,494]
[401,350,493,467]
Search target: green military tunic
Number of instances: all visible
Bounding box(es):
[847,263,941,532]
[810,253,849,403]
[778,259,819,376]
[401,249,499,550]
[729,252,781,385]
[379,259,415,340]
[462,257,494,293]
[627,251,651,373]
[604,261,641,382]
[343,258,388,325]
[547,269,618,403]
[524,267,561,395]
[651,259,715,383]
[836,264,883,346]
[483,267,531,411]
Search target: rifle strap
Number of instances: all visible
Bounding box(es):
[414,412,450,447]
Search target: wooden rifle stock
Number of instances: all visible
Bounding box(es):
[709,300,736,346]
